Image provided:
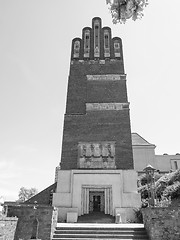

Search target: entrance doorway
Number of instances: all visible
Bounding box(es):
[93,195,100,211]
[89,191,105,213]
[81,185,113,215]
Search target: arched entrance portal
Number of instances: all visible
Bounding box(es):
[81,185,113,215]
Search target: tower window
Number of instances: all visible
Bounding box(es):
[104,30,110,58]
[73,40,80,58]
[84,30,90,58]
[94,20,100,57]
[114,40,121,57]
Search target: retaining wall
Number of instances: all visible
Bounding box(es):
[142,207,180,240]
[0,216,18,240]
[7,205,58,240]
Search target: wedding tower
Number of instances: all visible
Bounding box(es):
[53,17,140,222]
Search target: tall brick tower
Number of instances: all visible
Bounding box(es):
[61,16,133,171]
[53,17,140,222]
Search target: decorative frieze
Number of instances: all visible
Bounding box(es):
[86,103,129,111]
[77,142,116,169]
[71,59,124,65]
[87,74,125,81]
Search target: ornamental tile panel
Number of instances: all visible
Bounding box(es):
[87,74,123,81]
[86,103,129,111]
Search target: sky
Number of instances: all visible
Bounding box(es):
[0,0,180,200]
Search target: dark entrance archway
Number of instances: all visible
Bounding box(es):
[89,191,105,213]
[93,195,101,212]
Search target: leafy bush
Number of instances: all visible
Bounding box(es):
[133,208,143,223]
[138,172,162,186]
[163,181,180,199]
[138,184,149,199]
[138,169,180,202]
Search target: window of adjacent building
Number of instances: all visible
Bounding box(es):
[104,30,110,58]
[171,159,180,170]
[84,30,90,58]
[94,21,100,57]
[174,161,178,170]
[73,40,80,58]
[114,40,121,57]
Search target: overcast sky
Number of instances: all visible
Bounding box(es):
[1,0,180,200]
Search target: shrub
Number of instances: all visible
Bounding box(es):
[138,169,180,202]
[138,172,162,186]
[163,181,180,199]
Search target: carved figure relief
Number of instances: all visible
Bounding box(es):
[73,40,80,58]
[78,142,116,169]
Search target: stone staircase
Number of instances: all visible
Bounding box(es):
[52,223,149,240]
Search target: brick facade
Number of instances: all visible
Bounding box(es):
[60,17,134,170]
[61,110,133,169]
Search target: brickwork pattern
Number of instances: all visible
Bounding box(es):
[7,205,58,240]
[61,16,133,170]
[0,216,18,240]
[142,207,180,240]
[66,61,125,115]
[61,110,133,170]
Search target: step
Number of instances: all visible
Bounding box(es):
[56,223,145,229]
[52,238,149,240]
[52,223,149,240]
[54,229,147,234]
[53,234,148,238]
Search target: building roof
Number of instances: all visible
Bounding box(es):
[132,133,155,147]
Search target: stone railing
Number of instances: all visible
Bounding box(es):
[142,207,180,240]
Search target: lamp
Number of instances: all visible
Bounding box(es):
[143,164,156,207]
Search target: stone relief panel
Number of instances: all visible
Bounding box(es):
[86,103,129,111]
[77,142,116,169]
[87,74,122,81]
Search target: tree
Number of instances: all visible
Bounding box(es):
[106,0,148,24]
[18,187,38,202]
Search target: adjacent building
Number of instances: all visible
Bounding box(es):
[132,132,180,174]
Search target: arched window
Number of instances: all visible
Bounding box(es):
[84,30,90,58]
[94,20,100,57]
[73,40,80,58]
[114,40,121,57]
[104,30,110,58]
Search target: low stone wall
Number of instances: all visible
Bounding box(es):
[142,207,180,240]
[7,205,58,240]
[0,216,18,240]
